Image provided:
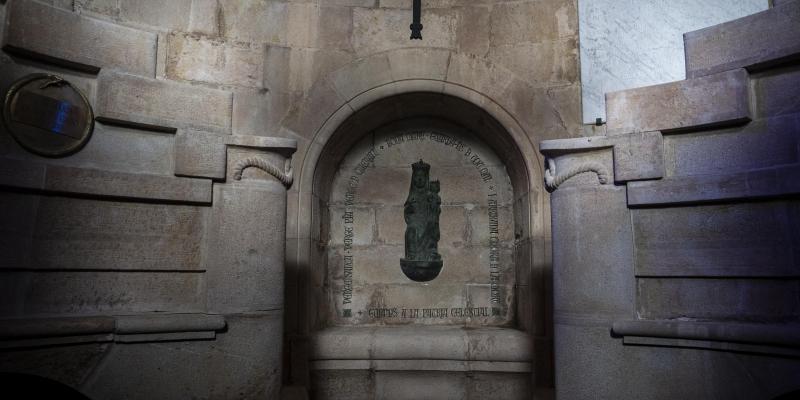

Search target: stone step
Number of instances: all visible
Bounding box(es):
[2,0,157,76]
[684,0,800,78]
[605,69,750,135]
[96,70,233,134]
[0,157,212,204]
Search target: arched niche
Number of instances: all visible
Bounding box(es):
[301,91,544,398]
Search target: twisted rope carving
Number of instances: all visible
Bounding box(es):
[544,158,609,191]
[233,157,294,188]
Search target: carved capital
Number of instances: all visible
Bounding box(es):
[544,158,609,191]
[233,156,294,188]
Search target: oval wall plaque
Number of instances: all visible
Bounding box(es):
[2,73,94,157]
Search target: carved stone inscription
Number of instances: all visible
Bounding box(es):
[332,125,513,325]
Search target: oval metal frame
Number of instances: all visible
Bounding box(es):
[2,73,95,158]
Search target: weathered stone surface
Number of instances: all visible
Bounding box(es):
[74,0,120,18]
[467,372,531,400]
[329,54,392,101]
[606,69,751,135]
[684,2,800,78]
[65,124,175,176]
[0,158,212,203]
[286,3,320,48]
[119,0,193,30]
[627,164,800,206]
[386,48,451,81]
[551,185,634,318]
[612,319,800,348]
[217,0,287,44]
[632,201,799,277]
[166,33,265,88]
[456,5,490,56]
[753,66,800,118]
[206,181,286,313]
[311,369,373,400]
[20,271,205,314]
[638,277,800,321]
[232,88,270,136]
[187,0,219,36]
[663,115,799,177]
[554,323,800,400]
[312,326,532,362]
[3,0,157,76]
[175,131,297,180]
[83,313,282,399]
[30,196,205,271]
[487,38,579,87]
[96,70,233,134]
[329,207,374,246]
[174,131,227,180]
[45,165,212,204]
[612,131,664,182]
[352,7,457,57]
[318,6,354,51]
[489,0,577,46]
[375,371,465,400]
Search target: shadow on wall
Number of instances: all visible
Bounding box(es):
[0,373,92,399]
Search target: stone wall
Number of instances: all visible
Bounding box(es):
[1,0,584,398]
[542,2,800,398]
[0,0,296,398]
[325,119,515,327]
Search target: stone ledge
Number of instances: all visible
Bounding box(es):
[622,336,800,357]
[96,70,233,134]
[685,1,800,79]
[310,326,533,362]
[627,164,800,206]
[310,359,532,373]
[0,313,226,348]
[0,157,212,204]
[175,130,297,180]
[612,320,800,349]
[2,0,157,76]
[605,69,751,135]
[540,132,664,183]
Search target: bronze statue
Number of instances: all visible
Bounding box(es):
[400,160,443,282]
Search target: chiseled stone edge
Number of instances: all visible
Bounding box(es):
[310,326,533,363]
[174,130,297,180]
[310,359,532,373]
[0,157,212,204]
[0,313,226,348]
[612,319,800,348]
[95,70,234,134]
[540,132,665,185]
[685,1,800,79]
[627,164,800,206]
[2,0,157,76]
[605,69,751,135]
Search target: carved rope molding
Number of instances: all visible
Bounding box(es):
[233,157,294,188]
[544,158,609,191]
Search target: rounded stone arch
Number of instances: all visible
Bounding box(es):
[285,52,555,390]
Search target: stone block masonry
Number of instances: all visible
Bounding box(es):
[3,0,157,76]
[95,70,233,134]
[685,1,800,78]
[605,69,751,135]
